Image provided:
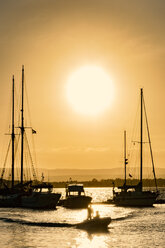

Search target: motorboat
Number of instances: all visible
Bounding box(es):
[60,184,92,209]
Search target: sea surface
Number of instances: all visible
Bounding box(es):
[0,187,164,248]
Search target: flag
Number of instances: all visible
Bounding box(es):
[32,129,36,134]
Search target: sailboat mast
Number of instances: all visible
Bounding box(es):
[124,130,127,185]
[12,75,15,188]
[21,65,24,185]
[140,88,143,190]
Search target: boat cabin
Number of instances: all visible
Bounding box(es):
[32,182,53,193]
[66,184,85,197]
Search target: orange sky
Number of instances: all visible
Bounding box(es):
[0,0,165,170]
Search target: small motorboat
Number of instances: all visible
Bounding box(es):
[75,217,111,231]
[60,184,92,209]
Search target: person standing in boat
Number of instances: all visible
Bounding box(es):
[87,204,93,220]
[95,210,100,219]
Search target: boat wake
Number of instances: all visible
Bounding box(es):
[0,217,73,227]
[0,216,111,231]
[112,212,135,222]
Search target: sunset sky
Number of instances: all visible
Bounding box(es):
[0,0,165,171]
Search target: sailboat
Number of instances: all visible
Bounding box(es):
[0,66,61,209]
[0,75,23,207]
[112,89,159,207]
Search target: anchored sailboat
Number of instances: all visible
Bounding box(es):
[0,66,61,209]
[0,75,22,207]
[113,89,159,207]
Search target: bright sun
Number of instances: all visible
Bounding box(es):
[66,65,114,116]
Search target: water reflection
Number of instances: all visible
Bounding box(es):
[0,188,164,248]
[75,231,109,248]
[86,228,110,236]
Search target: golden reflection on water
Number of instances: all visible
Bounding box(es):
[71,204,111,248]
[74,231,109,248]
[0,189,164,248]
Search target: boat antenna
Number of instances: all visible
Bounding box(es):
[21,65,24,185]
[12,75,15,188]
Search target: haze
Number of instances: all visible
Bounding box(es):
[0,0,165,171]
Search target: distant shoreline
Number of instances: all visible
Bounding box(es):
[2,178,165,188]
[51,178,165,188]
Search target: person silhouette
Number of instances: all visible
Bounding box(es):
[87,204,93,220]
[95,210,100,219]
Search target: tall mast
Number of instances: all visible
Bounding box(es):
[124,130,127,185]
[12,75,15,188]
[140,88,143,190]
[21,65,24,185]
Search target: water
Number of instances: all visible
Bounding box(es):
[0,188,164,248]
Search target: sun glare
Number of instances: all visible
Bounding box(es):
[66,65,114,116]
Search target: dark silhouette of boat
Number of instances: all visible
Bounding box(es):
[0,66,61,209]
[60,184,92,208]
[112,89,158,207]
[75,216,111,231]
[21,182,61,209]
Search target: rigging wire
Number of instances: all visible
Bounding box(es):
[0,139,11,180]
[24,132,37,181]
[143,95,158,191]
[127,95,140,180]
[14,133,21,181]
[24,77,39,179]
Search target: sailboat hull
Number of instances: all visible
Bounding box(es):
[21,192,61,209]
[113,191,157,207]
[0,194,21,208]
